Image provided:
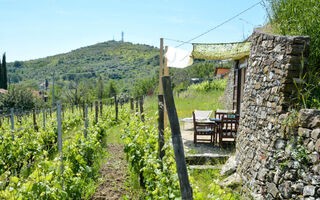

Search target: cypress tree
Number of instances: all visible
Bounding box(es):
[0,58,3,89]
[2,53,7,89]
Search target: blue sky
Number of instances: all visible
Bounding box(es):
[0,0,268,62]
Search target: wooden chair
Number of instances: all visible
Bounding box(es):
[214,110,237,119]
[214,111,229,119]
[193,112,215,144]
[219,116,239,147]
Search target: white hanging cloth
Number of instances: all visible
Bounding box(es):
[165,46,193,68]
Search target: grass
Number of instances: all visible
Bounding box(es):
[190,169,242,200]
[106,124,124,144]
[144,89,225,120]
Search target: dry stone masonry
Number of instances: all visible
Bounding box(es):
[235,29,320,199]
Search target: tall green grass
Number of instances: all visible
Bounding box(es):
[144,89,225,119]
[266,0,320,109]
[188,79,227,92]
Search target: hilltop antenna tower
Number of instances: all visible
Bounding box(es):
[121,31,124,42]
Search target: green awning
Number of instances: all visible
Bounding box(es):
[192,42,251,60]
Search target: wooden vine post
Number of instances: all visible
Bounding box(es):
[158,38,166,160]
[83,102,85,121]
[135,97,139,114]
[114,95,118,121]
[163,46,169,128]
[84,104,88,138]
[10,108,14,131]
[100,101,103,117]
[130,98,134,111]
[162,76,193,200]
[159,38,164,95]
[43,109,46,128]
[139,96,144,122]
[95,101,98,123]
[158,95,165,159]
[57,101,63,174]
[33,109,38,131]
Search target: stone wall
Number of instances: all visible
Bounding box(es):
[223,65,234,110]
[235,29,317,199]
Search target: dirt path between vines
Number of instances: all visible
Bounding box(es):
[92,144,129,200]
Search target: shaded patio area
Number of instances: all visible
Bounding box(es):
[180,122,234,158]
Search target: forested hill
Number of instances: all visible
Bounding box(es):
[7,41,160,90]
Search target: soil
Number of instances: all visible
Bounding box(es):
[92,144,129,200]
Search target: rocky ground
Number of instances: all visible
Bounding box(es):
[92,144,129,200]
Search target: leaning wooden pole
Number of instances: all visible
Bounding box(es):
[159,38,164,94]
[163,46,169,128]
[162,76,193,200]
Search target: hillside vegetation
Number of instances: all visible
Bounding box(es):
[6,40,231,105]
[7,41,160,91]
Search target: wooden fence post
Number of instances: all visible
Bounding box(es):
[95,101,98,124]
[162,76,193,200]
[130,98,134,111]
[139,96,144,122]
[158,95,165,160]
[33,109,38,131]
[57,101,63,174]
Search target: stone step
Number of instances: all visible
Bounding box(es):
[188,165,219,170]
[186,153,229,165]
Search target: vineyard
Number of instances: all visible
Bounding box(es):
[0,101,127,199]
[0,86,242,199]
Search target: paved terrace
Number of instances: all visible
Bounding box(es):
[180,122,234,164]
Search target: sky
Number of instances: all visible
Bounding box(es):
[0,0,268,62]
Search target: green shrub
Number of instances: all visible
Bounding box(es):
[188,79,227,92]
[267,0,320,108]
[0,85,43,112]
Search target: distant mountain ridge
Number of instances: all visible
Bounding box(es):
[7,41,160,91]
